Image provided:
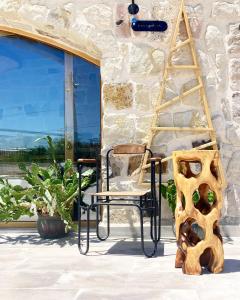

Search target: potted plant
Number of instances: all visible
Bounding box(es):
[19,136,95,239]
[160,179,177,234]
[0,178,34,222]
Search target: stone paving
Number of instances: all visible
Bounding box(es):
[0,229,240,300]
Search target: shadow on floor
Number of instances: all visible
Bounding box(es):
[221,259,240,274]
[107,240,164,256]
[0,232,77,247]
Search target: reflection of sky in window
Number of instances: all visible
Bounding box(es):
[73,57,100,144]
[0,36,64,149]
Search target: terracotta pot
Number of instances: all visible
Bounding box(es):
[37,215,67,239]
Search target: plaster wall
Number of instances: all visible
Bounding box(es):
[0,0,239,226]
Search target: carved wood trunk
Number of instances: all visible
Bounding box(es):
[173,150,224,275]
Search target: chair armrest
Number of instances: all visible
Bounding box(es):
[77,158,97,164]
[150,157,162,162]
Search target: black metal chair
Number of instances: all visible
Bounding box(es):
[77,144,162,257]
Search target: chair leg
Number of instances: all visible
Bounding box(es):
[150,197,155,242]
[150,196,161,243]
[139,205,158,258]
[96,201,110,241]
[78,204,91,255]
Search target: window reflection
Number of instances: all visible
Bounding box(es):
[73,57,100,159]
[0,35,101,176]
[0,36,65,174]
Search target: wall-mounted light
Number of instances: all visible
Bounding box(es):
[128,0,139,15]
[128,0,168,32]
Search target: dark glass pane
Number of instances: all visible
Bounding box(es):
[0,36,65,174]
[73,57,100,160]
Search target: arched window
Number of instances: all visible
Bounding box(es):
[0,33,101,175]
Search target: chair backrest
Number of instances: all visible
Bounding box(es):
[113,144,146,155]
[106,144,152,191]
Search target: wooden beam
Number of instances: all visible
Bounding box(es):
[151,127,213,132]
[0,25,100,66]
[142,141,217,170]
[167,65,199,70]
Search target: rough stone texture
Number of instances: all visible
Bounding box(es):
[83,4,113,30]
[0,0,239,226]
[129,44,153,74]
[128,155,142,176]
[186,4,203,39]
[205,25,224,53]
[115,3,130,38]
[103,83,133,110]
[228,23,240,57]
[232,92,240,123]
[230,59,240,91]
[212,1,238,18]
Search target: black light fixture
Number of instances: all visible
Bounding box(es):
[128,1,168,32]
[128,0,139,15]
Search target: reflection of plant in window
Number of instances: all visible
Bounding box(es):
[0,137,65,164]
[0,136,95,229]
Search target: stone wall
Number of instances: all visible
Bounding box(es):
[0,0,240,226]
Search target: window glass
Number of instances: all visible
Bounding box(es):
[73,57,101,160]
[0,36,65,174]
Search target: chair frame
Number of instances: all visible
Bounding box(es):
[77,144,162,258]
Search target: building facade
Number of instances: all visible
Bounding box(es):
[0,0,239,230]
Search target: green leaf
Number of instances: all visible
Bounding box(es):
[160,184,167,199]
[192,191,200,204]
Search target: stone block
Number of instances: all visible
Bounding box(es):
[232,92,240,123]
[91,31,119,58]
[151,49,165,72]
[101,57,124,83]
[135,114,152,143]
[103,83,133,110]
[114,3,131,38]
[221,98,231,121]
[226,124,240,146]
[212,114,226,143]
[0,0,20,17]
[128,155,142,176]
[102,114,136,146]
[226,183,240,217]
[229,59,240,91]
[83,4,113,30]
[186,5,203,39]
[152,131,174,145]
[173,110,197,127]
[135,84,151,112]
[216,54,227,92]
[228,23,240,57]
[205,25,224,53]
[129,44,153,74]
[212,2,238,18]
[171,45,193,65]
[157,113,173,127]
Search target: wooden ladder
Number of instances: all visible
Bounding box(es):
[139,0,226,187]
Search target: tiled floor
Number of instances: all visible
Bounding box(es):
[0,230,240,300]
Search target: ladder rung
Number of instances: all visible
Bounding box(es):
[151,127,214,132]
[156,84,202,112]
[167,65,199,70]
[142,141,217,170]
[171,39,191,52]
